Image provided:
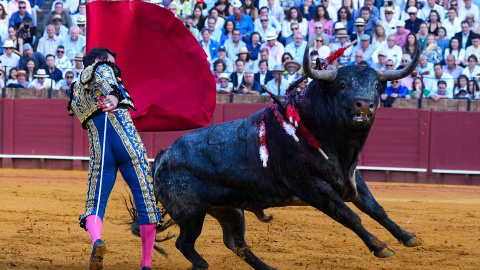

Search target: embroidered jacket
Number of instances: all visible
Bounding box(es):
[67,61,135,129]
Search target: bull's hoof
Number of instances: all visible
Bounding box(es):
[373,247,395,258]
[190,264,208,270]
[404,235,423,247]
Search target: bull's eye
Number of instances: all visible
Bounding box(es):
[375,83,379,90]
[340,82,346,90]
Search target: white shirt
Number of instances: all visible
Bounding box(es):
[250,58,276,73]
[419,4,445,22]
[56,54,73,73]
[254,25,277,42]
[381,18,398,37]
[201,40,212,61]
[28,78,56,90]
[37,35,63,57]
[372,44,403,66]
[442,17,462,38]
[254,16,282,34]
[0,53,20,77]
[461,65,480,80]
[281,18,308,38]
[423,73,454,96]
[223,39,246,61]
[380,5,401,22]
[444,48,466,62]
[284,40,308,63]
[458,4,480,22]
[209,28,222,43]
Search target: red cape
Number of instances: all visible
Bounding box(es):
[86,1,216,131]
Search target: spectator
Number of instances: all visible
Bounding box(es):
[343,0,356,19]
[402,33,418,58]
[405,7,424,34]
[0,40,20,76]
[220,19,235,45]
[371,50,387,70]
[249,48,276,73]
[264,64,288,96]
[55,45,71,74]
[209,8,225,31]
[254,14,276,42]
[436,27,450,54]
[236,46,249,63]
[393,20,410,47]
[212,59,226,83]
[422,34,442,64]
[18,17,34,45]
[373,24,387,47]
[417,22,428,49]
[265,0,285,24]
[253,7,281,37]
[359,6,376,36]
[205,16,222,43]
[200,28,219,61]
[184,16,200,40]
[458,0,479,22]
[429,80,450,100]
[467,79,480,98]
[42,2,72,31]
[309,5,333,37]
[285,33,307,63]
[224,29,246,61]
[427,10,442,36]
[350,18,367,42]
[46,13,68,40]
[167,3,179,18]
[45,54,62,83]
[5,26,23,56]
[295,77,308,91]
[260,31,284,65]
[454,74,469,96]
[230,58,246,89]
[308,21,331,47]
[443,54,463,84]
[331,30,352,64]
[285,22,306,45]
[321,0,337,22]
[242,0,258,21]
[406,77,430,100]
[29,68,55,91]
[226,7,254,44]
[401,0,418,22]
[454,21,474,50]
[282,7,308,41]
[18,43,45,71]
[71,52,83,80]
[335,7,354,36]
[7,69,27,88]
[282,60,302,84]
[210,45,234,73]
[170,0,191,18]
[419,0,445,23]
[9,1,32,27]
[372,34,402,66]
[400,65,418,90]
[382,6,397,36]
[424,63,454,95]
[216,72,233,93]
[385,59,395,70]
[238,71,261,95]
[351,33,376,65]
[6,67,18,85]
[309,35,330,59]
[418,54,434,75]
[58,70,74,94]
[461,54,480,81]
[25,58,36,82]
[381,79,408,107]
[8,0,32,17]
[379,0,400,22]
[281,52,293,63]
[254,59,274,85]
[298,0,315,21]
[443,8,461,39]
[464,34,480,63]
[348,50,365,65]
[76,15,86,36]
[354,0,379,22]
[192,6,206,30]
[37,24,62,57]
[71,3,86,27]
[213,0,232,19]
[62,26,85,61]
[50,0,75,14]
[247,32,261,61]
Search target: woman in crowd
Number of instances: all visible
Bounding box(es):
[309,6,333,37]
[25,59,36,83]
[462,55,480,81]
[282,7,308,39]
[298,0,315,21]
[242,0,258,21]
[212,59,226,84]
[436,27,450,56]
[343,0,356,20]
[373,23,387,47]
[406,77,430,100]
[309,36,330,58]
[454,74,469,97]
[402,33,418,58]
[214,0,233,19]
[417,22,429,49]
[335,6,354,36]
[422,34,442,64]
[444,38,465,65]
[6,67,17,85]
[209,8,225,31]
[220,19,235,45]
[247,32,262,61]
[192,6,206,31]
[401,0,418,20]
[468,80,480,99]
[0,4,8,40]
[5,26,23,56]
[427,10,441,36]
[281,52,294,64]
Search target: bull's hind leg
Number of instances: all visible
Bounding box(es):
[208,206,277,270]
[352,172,423,247]
[175,212,209,270]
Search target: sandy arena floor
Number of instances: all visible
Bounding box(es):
[0,169,479,270]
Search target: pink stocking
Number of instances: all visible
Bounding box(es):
[140,224,156,268]
[85,215,103,245]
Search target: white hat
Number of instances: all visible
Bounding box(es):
[354,18,366,26]
[218,73,229,80]
[396,20,406,27]
[34,69,50,78]
[3,39,14,48]
[265,31,277,41]
[407,7,418,13]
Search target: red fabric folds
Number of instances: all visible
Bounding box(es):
[86,1,216,131]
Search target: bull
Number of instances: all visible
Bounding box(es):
[133,44,422,270]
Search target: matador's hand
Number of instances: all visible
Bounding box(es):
[103,95,118,112]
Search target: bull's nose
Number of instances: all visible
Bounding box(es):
[354,100,375,116]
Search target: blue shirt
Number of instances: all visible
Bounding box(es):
[223,38,246,61]
[62,34,86,60]
[51,0,76,12]
[284,41,308,63]
[386,85,409,97]
[9,12,33,27]
[350,44,377,66]
[226,14,254,37]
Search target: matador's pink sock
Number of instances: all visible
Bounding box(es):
[86,215,103,245]
[140,224,156,267]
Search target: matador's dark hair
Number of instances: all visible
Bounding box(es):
[83,47,117,67]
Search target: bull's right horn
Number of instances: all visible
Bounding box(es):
[377,41,420,82]
[303,43,337,81]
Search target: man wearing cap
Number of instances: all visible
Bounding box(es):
[254,7,282,37]
[71,52,84,80]
[350,33,376,65]
[210,45,234,73]
[372,35,402,66]
[285,33,307,63]
[45,54,63,83]
[7,70,28,88]
[354,0,379,22]
[249,48,276,73]
[419,0,445,22]
[332,22,347,36]
[200,28,219,61]
[28,68,55,91]
[76,15,86,36]
[404,7,425,34]
[264,64,288,95]
[392,20,410,47]
[382,6,397,36]
[9,1,32,27]
[224,29,246,61]
[238,71,262,95]
[217,73,233,93]
[37,24,63,57]
[18,43,46,71]
[42,2,73,31]
[260,30,284,65]
[331,29,352,63]
[0,40,20,76]
[458,0,480,22]
[443,8,461,39]
[226,7,254,44]
[282,60,302,84]
[308,21,330,47]
[371,50,388,70]
[254,14,277,42]
[62,26,86,61]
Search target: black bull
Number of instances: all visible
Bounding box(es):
[132,44,423,270]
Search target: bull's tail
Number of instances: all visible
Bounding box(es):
[124,150,175,256]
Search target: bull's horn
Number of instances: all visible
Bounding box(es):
[377,41,420,82]
[302,43,337,81]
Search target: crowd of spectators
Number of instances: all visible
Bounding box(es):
[163,0,480,100]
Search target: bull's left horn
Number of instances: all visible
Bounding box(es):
[377,41,420,82]
[303,43,336,81]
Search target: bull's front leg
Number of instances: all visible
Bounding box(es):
[297,178,395,258]
[352,171,422,247]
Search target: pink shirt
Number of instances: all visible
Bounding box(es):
[308,19,333,37]
[8,0,32,16]
[393,29,411,48]
[260,41,285,66]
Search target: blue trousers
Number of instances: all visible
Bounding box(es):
[80,109,161,225]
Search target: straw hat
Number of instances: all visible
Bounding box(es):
[271,64,284,72]
[354,18,366,26]
[218,73,230,80]
[236,47,249,56]
[265,31,277,41]
[34,69,50,78]
[52,14,63,21]
[74,53,84,61]
[17,70,27,76]
[283,60,301,71]
[336,30,348,38]
[76,15,86,25]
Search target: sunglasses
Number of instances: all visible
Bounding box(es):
[291,27,298,30]
[392,80,400,83]
[5,47,13,50]
[53,19,62,22]
[402,60,409,62]
[261,19,268,22]
[66,76,73,78]
[316,39,323,42]
[356,25,365,27]
[57,50,64,53]
[315,27,322,29]
[386,64,394,67]
[18,6,26,9]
